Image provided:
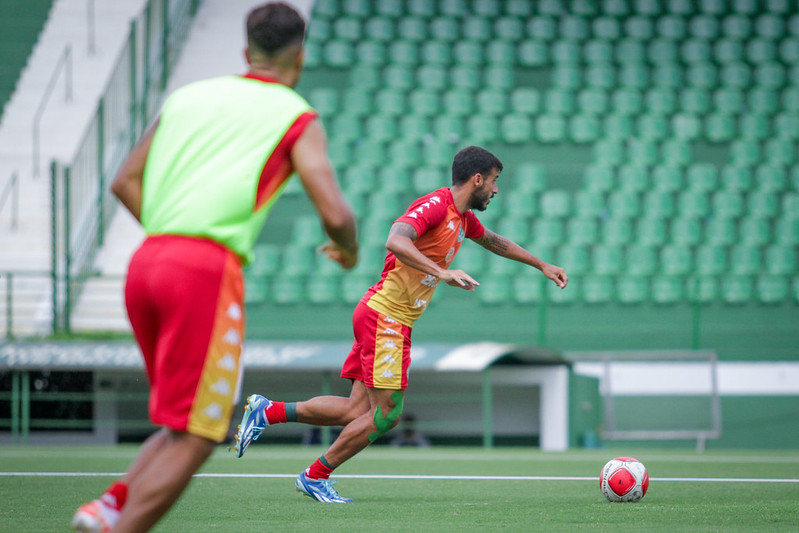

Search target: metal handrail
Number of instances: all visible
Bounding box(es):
[0,172,19,230]
[32,45,73,179]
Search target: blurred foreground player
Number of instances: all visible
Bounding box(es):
[235,146,567,503]
[71,3,358,531]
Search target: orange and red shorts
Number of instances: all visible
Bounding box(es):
[125,235,244,442]
[340,300,412,390]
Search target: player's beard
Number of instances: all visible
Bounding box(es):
[469,185,494,211]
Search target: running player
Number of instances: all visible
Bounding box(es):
[71,3,358,531]
[234,146,567,503]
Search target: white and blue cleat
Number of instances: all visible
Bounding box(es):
[296,471,353,503]
[233,394,270,458]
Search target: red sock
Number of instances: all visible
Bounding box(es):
[306,457,334,480]
[265,401,287,424]
[100,481,128,510]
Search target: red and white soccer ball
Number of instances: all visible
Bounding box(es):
[600,456,649,502]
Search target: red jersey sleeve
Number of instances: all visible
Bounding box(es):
[394,190,449,238]
[464,210,485,239]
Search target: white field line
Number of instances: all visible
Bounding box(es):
[0,472,797,483]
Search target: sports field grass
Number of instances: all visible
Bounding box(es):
[2,444,798,532]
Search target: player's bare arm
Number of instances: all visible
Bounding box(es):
[110,119,159,222]
[291,119,359,269]
[386,222,479,291]
[473,228,568,289]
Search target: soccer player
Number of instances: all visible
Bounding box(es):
[71,3,358,532]
[235,146,568,503]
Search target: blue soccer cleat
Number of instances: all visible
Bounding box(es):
[233,394,271,458]
[295,471,353,503]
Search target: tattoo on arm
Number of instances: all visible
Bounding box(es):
[476,230,510,255]
[389,222,418,241]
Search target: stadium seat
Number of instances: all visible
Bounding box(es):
[342,0,371,18]
[748,190,779,219]
[450,65,481,90]
[651,276,684,305]
[324,40,355,67]
[618,63,649,89]
[495,17,525,41]
[612,88,643,115]
[389,40,419,66]
[567,217,600,248]
[570,115,601,143]
[721,62,752,89]
[603,114,634,140]
[652,63,683,89]
[696,245,728,275]
[720,164,753,192]
[686,276,718,304]
[765,245,797,275]
[729,245,762,275]
[705,219,737,246]
[617,276,649,305]
[453,41,483,66]
[244,274,268,304]
[553,66,582,91]
[738,217,771,246]
[397,17,428,42]
[429,17,459,42]
[513,276,544,304]
[573,191,606,218]
[306,275,341,305]
[661,244,693,275]
[486,41,517,65]
[652,165,684,192]
[764,139,796,167]
[602,218,633,246]
[477,275,513,305]
[636,217,668,246]
[407,0,435,17]
[775,218,799,245]
[547,277,580,304]
[536,114,567,143]
[501,116,533,143]
[583,163,615,193]
[510,88,540,115]
[608,190,641,218]
[364,17,396,41]
[272,274,306,305]
[417,65,448,90]
[531,219,565,247]
[582,275,614,304]
[455,243,486,274]
[290,216,326,246]
[705,113,737,142]
[517,40,549,67]
[557,244,591,274]
[756,276,789,304]
[715,38,744,64]
[593,139,624,166]
[250,244,281,276]
[593,246,624,275]
[626,245,659,276]
[713,87,745,114]
[739,114,771,141]
[465,115,499,144]
[722,14,751,40]
[334,17,362,41]
[434,116,464,139]
[677,191,710,218]
[721,275,753,304]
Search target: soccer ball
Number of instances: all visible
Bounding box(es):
[599,456,649,502]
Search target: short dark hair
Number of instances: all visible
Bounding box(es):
[451,146,503,185]
[246,2,305,56]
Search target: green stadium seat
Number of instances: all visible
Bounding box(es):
[374,0,403,18]
[617,277,649,305]
[705,113,736,142]
[686,276,718,303]
[661,244,694,275]
[616,40,647,64]
[324,41,355,68]
[552,41,581,63]
[572,191,605,219]
[532,219,565,247]
[756,62,787,89]
[705,218,737,246]
[721,275,753,304]
[636,0,661,16]
[652,63,683,89]
[570,115,601,143]
[648,39,679,64]
[651,276,684,305]
[477,89,510,116]
[430,17,459,42]
[748,190,779,219]
[486,252,523,276]
[383,66,415,90]
[517,41,549,67]
[455,243,486,275]
[444,90,475,117]
[272,274,306,305]
[696,245,728,275]
[417,65,449,91]
[764,140,795,167]
[584,40,613,63]
[364,17,395,41]
[450,66,481,90]
[603,0,631,16]
[713,88,745,114]
[328,138,354,168]
[306,275,341,305]
[603,114,634,140]
[711,191,745,219]
[783,192,799,215]
[593,246,624,275]
[510,88,540,115]
[307,19,331,43]
[749,87,779,114]
[729,245,762,275]
[781,87,799,113]
[682,39,712,64]
[505,191,537,218]
[461,17,492,43]
[626,15,655,40]
[387,144,421,173]
[636,115,669,141]
[662,140,693,167]
[667,0,694,15]
[342,0,371,18]
[593,139,624,166]
[757,277,789,305]
[250,244,281,277]
[645,88,678,114]
[626,245,658,276]
[342,274,373,304]
[652,165,683,192]
[557,244,591,274]
[528,16,557,41]
[347,66,380,91]
[355,41,386,66]
[636,217,668,245]
[244,274,268,304]
[672,113,703,140]
[552,66,582,90]
[730,139,762,166]
[721,164,753,192]
[670,218,702,246]
[739,114,771,141]
[780,38,799,64]
[513,276,544,305]
[722,15,751,40]
[678,190,710,217]
[408,90,440,119]
[566,218,599,246]
[495,17,525,41]
[583,163,615,193]
[560,15,591,41]
[642,191,676,218]
[313,0,339,19]
[496,217,530,243]
[513,163,548,193]
[536,115,567,143]
[628,141,659,167]
[586,64,616,90]
[334,17,362,41]
[714,38,744,64]
[578,88,608,115]
[465,115,499,144]
[612,89,643,115]
[765,245,797,275]
[505,0,534,17]
[747,39,777,64]
[397,17,428,42]
[407,0,435,17]
[608,190,641,218]
[540,190,571,219]
[658,15,687,40]
[366,115,397,142]
[422,139,456,167]
[502,116,533,143]
[290,216,325,246]
[690,15,720,39]
[484,66,516,90]
[353,139,386,166]
[486,41,516,65]
[453,41,483,66]
[720,62,752,89]
[389,41,419,66]
[582,275,613,304]
[342,164,376,195]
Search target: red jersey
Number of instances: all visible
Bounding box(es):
[363,187,485,326]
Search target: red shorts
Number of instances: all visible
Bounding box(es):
[340,300,412,390]
[125,235,245,442]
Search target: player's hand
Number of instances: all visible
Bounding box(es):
[542,263,568,289]
[318,241,358,270]
[440,269,480,291]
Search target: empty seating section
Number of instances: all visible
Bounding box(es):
[245,0,799,307]
[0,0,54,116]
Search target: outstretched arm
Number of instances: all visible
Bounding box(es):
[472,228,568,288]
[291,119,359,269]
[386,222,479,291]
[110,119,159,222]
